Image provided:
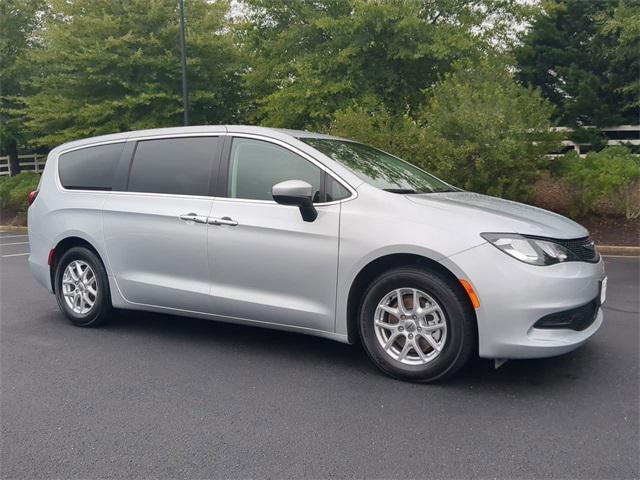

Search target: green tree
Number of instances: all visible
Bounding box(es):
[238,0,535,129]
[0,0,44,175]
[516,0,639,127]
[598,0,640,122]
[419,58,561,201]
[25,0,245,147]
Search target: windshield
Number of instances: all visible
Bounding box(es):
[300,138,456,194]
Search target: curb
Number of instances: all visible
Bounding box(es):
[0,226,28,233]
[598,245,640,257]
[0,226,637,256]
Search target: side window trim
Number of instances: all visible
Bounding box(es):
[111,141,136,192]
[123,140,138,191]
[208,135,225,197]
[320,170,328,203]
[216,135,232,198]
[219,134,355,204]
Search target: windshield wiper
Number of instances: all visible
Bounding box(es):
[427,188,458,193]
[383,188,420,194]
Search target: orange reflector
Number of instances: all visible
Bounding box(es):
[459,279,480,309]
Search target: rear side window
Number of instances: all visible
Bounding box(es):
[127,137,219,196]
[58,143,124,190]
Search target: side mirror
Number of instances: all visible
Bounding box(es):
[272,180,318,222]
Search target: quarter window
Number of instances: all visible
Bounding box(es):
[58,143,124,190]
[326,175,351,201]
[228,138,322,202]
[127,137,219,196]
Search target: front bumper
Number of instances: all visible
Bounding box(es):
[444,242,606,359]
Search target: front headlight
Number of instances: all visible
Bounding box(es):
[481,233,577,266]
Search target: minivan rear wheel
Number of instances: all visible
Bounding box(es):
[359,267,475,383]
[54,247,112,327]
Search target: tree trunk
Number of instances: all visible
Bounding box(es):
[7,139,20,176]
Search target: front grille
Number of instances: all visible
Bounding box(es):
[533,297,600,331]
[556,237,600,263]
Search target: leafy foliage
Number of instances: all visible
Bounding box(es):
[0,0,45,156]
[24,0,245,147]
[238,0,534,128]
[0,171,39,215]
[419,58,561,201]
[552,147,640,219]
[516,0,640,127]
[326,100,426,165]
[568,127,608,152]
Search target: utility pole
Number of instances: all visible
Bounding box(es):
[178,0,189,126]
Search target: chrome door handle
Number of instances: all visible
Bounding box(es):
[208,216,238,226]
[179,213,207,224]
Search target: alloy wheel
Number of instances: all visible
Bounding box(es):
[62,260,98,315]
[373,287,447,365]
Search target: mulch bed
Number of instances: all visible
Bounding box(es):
[0,209,26,226]
[579,215,639,246]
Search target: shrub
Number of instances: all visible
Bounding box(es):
[326,100,428,168]
[0,172,40,220]
[419,58,562,202]
[553,146,640,219]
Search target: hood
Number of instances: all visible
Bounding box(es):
[406,191,588,240]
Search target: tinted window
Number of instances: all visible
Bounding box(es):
[301,138,455,194]
[59,143,124,190]
[228,138,321,202]
[128,137,219,196]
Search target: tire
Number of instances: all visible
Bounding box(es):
[54,246,112,327]
[358,267,476,383]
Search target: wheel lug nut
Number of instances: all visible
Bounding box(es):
[401,315,406,319]
[398,326,404,331]
[408,334,413,339]
[412,315,417,319]
[417,327,422,332]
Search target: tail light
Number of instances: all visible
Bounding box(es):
[27,190,38,206]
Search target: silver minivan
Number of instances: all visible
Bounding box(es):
[28,125,606,382]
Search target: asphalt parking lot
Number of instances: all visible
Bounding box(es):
[1,232,638,479]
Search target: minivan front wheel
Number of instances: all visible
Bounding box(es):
[359,268,475,383]
[54,247,112,327]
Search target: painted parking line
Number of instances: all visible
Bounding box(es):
[1,252,30,258]
[0,242,29,246]
[0,234,29,239]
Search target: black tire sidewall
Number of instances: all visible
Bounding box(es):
[54,247,111,327]
[359,268,473,383]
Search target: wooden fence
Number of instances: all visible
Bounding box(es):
[0,154,47,176]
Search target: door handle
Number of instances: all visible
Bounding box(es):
[208,216,238,226]
[179,213,207,224]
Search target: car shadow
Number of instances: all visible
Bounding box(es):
[104,309,596,391]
